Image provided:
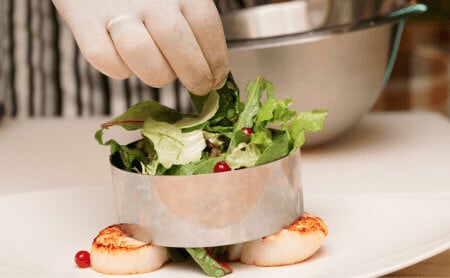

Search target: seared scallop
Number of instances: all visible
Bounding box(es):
[90,224,168,274]
[240,212,328,266]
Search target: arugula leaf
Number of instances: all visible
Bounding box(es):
[229,77,272,149]
[255,131,291,166]
[186,248,232,277]
[95,129,148,171]
[208,72,241,127]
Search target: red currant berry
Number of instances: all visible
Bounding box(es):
[75,250,91,268]
[214,161,231,173]
[241,127,252,137]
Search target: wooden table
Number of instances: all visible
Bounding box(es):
[387,249,450,277]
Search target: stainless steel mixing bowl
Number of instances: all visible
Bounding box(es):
[223,0,426,146]
[110,152,303,247]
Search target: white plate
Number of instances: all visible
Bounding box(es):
[0,113,449,277]
[0,184,449,278]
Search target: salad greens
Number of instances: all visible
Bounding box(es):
[96,73,327,176]
[95,73,327,276]
[185,248,232,277]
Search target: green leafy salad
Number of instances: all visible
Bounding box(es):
[95,73,327,276]
[96,73,327,176]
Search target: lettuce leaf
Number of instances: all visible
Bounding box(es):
[141,118,206,169]
[226,143,261,169]
[283,109,328,154]
[174,91,219,129]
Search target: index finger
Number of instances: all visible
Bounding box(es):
[143,4,213,95]
[180,0,229,89]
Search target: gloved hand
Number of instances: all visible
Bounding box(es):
[52,0,229,95]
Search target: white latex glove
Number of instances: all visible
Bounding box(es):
[52,0,229,95]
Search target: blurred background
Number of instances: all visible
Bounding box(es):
[373,0,450,117]
[0,0,448,120]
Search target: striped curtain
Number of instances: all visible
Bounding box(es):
[0,0,193,118]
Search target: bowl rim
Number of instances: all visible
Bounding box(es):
[224,1,425,49]
[110,147,301,178]
[227,21,398,51]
